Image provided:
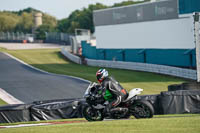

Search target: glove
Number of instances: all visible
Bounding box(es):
[90,95,95,101]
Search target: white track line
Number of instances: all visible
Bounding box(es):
[0,123,51,128]
[0,88,23,104]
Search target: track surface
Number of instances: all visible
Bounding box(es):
[0,52,90,103]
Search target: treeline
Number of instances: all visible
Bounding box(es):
[0,0,149,36]
[0,8,57,33]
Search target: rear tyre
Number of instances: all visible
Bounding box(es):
[82,105,104,121]
[130,100,154,119]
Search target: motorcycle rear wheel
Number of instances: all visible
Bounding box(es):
[82,105,104,121]
[130,100,154,119]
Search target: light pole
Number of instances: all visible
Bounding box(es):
[194,12,200,82]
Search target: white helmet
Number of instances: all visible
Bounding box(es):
[96,68,108,83]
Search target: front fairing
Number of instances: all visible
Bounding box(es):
[83,82,105,105]
[83,82,97,98]
[83,85,91,98]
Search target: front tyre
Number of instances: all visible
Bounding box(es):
[82,105,104,121]
[130,100,154,119]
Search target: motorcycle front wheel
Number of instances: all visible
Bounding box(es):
[82,105,104,121]
[130,100,154,119]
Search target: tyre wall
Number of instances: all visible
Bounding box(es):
[1,90,200,123]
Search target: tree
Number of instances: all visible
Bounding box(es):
[42,13,57,28]
[0,8,57,33]
[67,21,80,33]
[57,3,107,34]
[15,12,34,33]
[112,0,150,7]
[35,24,56,40]
[57,18,70,33]
[0,12,20,32]
[13,7,39,15]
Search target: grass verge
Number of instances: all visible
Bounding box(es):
[0,114,199,133]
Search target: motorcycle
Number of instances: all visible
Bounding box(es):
[82,82,154,121]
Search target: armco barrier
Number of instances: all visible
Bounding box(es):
[61,47,81,64]
[61,47,197,80]
[86,59,197,80]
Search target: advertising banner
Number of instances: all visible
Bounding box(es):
[94,0,178,26]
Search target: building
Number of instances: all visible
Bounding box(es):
[82,0,200,68]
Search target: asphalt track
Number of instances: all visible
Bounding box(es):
[0,52,90,103]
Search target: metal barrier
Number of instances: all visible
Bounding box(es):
[0,32,70,44]
[0,32,34,42]
[45,32,70,45]
[61,47,81,64]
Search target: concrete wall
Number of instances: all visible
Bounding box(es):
[61,47,197,80]
[82,41,196,68]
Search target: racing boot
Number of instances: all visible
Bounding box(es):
[111,107,128,113]
[110,107,129,118]
[103,106,112,118]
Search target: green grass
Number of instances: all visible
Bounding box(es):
[0,114,199,133]
[0,47,6,52]
[6,49,186,95]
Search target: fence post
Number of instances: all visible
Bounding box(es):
[194,12,200,82]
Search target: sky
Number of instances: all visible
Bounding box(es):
[0,0,144,19]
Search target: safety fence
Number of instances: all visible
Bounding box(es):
[0,32,71,45]
[0,32,34,43]
[61,47,197,80]
[45,32,71,45]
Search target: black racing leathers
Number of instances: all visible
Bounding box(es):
[101,77,128,112]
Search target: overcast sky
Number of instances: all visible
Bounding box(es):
[0,0,144,19]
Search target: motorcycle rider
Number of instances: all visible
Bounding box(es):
[96,68,129,116]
